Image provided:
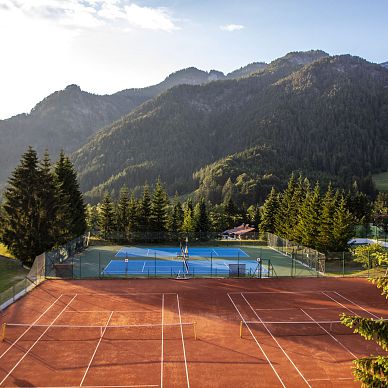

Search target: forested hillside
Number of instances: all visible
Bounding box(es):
[72,51,388,203]
[0,66,239,190]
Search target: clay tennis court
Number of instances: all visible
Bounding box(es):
[0,277,387,387]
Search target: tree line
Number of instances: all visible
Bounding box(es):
[259,174,372,252]
[0,147,86,265]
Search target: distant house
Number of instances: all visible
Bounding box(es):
[221,224,256,240]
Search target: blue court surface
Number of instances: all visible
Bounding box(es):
[102,258,267,277]
[115,246,249,259]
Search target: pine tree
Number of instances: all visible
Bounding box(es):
[116,186,130,238]
[288,175,305,242]
[37,151,59,251]
[0,147,43,265]
[138,184,151,233]
[194,199,210,239]
[182,204,195,234]
[332,195,354,251]
[224,197,238,228]
[275,173,296,238]
[167,194,184,233]
[150,179,169,233]
[259,187,279,235]
[128,192,139,233]
[86,204,99,231]
[54,151,86,240]
[317,184,336,252]
[98,193,116,239]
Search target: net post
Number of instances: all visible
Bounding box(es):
[193,322,197,340]
[240,321,243,338]
[1,323,6,341]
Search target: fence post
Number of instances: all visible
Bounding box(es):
[237,252,240,278]
[210,252,213,278]
[154,253,157,277]
[342,252,345,277]
[99,253,101,279]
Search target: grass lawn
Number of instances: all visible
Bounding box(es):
[372,171,388,192]
[0,255,28,293]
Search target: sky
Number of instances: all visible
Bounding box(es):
[0,0,387,119]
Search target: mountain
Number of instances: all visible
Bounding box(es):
[0,67,226,190]
[381,62,388,70]
[226,62,267,79]
[75,49,388,204]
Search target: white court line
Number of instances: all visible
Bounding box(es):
[142,261,146,272]
[0,295,77,386]
[241,293,310,387]
[41,385,158,388]
[254,307,333,311]
[300,309,357,359]
[161,294,164,388]
[229,290,336,295]
[227,293,286,388]
[80,311,114,386]
[307,377,353,382]
[147,249,150,257]
[64,310,160,314]
[333,291,381,319]
[176,294,190,388]
[223,262,229,268]
[321,292,358,315]
[0,294,63,360]
[212,249,219,257]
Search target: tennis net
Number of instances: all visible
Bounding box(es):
[239,319,387,338]
[1,321,197,342]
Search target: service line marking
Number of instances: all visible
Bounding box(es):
[177,294,190,388]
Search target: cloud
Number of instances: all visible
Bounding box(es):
[220,24,245,32]
[0,0,178,31]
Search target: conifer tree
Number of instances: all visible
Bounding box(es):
[54,151,86,240]
[317,184,336,252]
[288,175,305,242]
[167,194,184,233]
[116,186,130,238]
[98,193,116,239]
[0,147,43,265]
[138,184,151,233]
[128,192,138,233]
[182,204,195,234]
[150,179,169,232]
[86,204,99,231]
[224,197,238,228]
[332,195,354,251]
[259,187,279,235]
[37,151,59,251]
[194,198,210,239]
[275,173,296,238]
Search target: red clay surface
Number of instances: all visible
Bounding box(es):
[0,277,387,387]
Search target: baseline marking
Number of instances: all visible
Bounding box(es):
[0,294,77,386]
[0,294,63,360]
[227,293,286,388]
[300,309,357,359]
[161,294,164,388]
[321,292,358,315]
[241,293,310,387]
[80,311,114,386]
[229,290,336,295]
[333,292,381,319]
[176,294,190,388]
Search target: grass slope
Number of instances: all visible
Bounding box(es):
[372,171,388,192]
[0,256,28,293]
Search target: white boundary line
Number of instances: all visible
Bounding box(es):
[212,249,219,257]
[0,294,63,360]
[161,294,164,388]
[241,293,311,387]
[307,377,353,382]
[333,291,381,319]
[254,307,334,311]
[229,290,337,295]
[80,310,114,386]
[300,309,357,359]
[0,294,77,386]
[321,292,358,315]
[63,310,160,314]
[142,261,146,272]
[176,294,190,388]
[227,293,286,388]
[40,385,158,388]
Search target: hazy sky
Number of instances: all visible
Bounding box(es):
[0,0,387,119]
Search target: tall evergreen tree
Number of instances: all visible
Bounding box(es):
[259,187,279,235]
[128,192,139,233]
[137,184,151,233]
[0,147,43,265]
[54,151,86,240]
[275,173,296,238]
[167,193,184,233]
[194,198,210,239]
[332,195,355,251]
[98,193,116,239]
[182,204,195,234]
[116,186,130,238]
[224,197,238,228]
[150,179,169,232]
[317,184,336,252]
[37,151,59,251]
